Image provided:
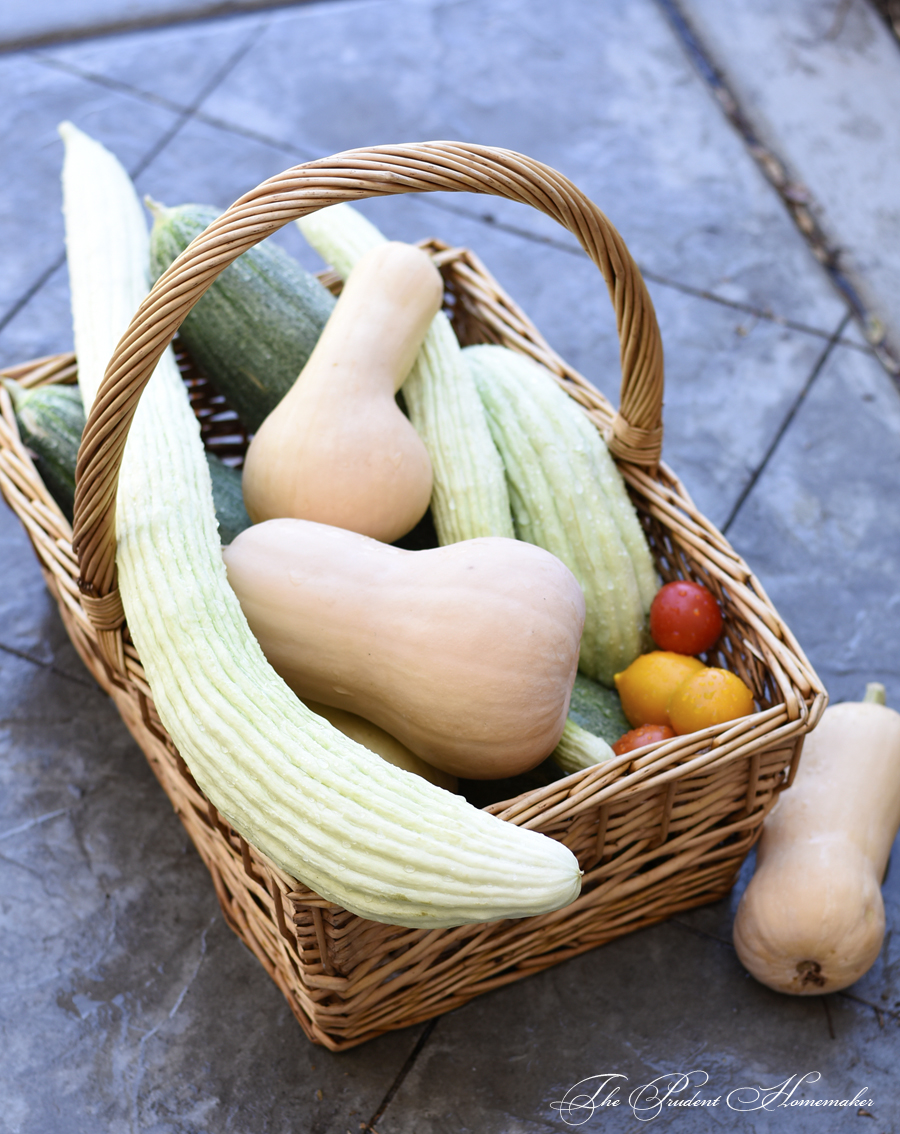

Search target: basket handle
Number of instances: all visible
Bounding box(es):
[72,142,664,657]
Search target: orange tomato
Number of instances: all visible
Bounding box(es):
[614,652,706,727]
[668,667,755,735]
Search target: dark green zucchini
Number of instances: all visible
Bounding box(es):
[6,380,84,521]
[567,673,630,745]
[206,453,251,545]
[147,200,335,432]
[6,378,250,543]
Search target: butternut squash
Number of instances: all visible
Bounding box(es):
[223,519,586,779]
[297,203,515,545]
[241,242,441,542]
[733,684,900,994]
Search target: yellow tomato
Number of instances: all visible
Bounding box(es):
[614,652,706,727]
[668,668,755,735]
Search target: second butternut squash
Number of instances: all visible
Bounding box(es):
[242,242,441,542]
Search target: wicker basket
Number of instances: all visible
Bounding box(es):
[0,143,826,1051]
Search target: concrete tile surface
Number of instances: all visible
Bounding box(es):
[1,0,284,50]
[0,52,178,320]
[202,0,849,332]
[31,14,266,108]
[380,907,898,1131]
[680,0,900,360]
[0,647,421,1133]
[2,0,900,1130]
[728,341,900,709]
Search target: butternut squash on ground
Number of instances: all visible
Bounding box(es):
[733,684,900,993]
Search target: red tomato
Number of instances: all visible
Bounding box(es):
[612,724,675,756]
[650,580,723,655]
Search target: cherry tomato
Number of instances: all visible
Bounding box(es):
[650,580,723,655]
[612,724,675,756]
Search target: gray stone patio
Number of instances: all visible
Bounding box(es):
[2,1,900,1130]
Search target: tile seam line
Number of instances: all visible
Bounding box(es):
[0,640,96,688]
[0,255,65,338]
[672,917,900,1024]
[652,0,900,383]
[18,55,866,354]
[721,312,851,536]
[414,198,872,352]
[364,1017,438,1132]
[0,0,351,57]
[129,18,270,180]
[0,21,264,333]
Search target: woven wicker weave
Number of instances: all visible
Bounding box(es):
[0,144,826,1050]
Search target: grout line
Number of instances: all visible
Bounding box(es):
[32,53,199,120]
[672,916,899,1029]
[31,52,321,163]
[364,1018,437,1132]
[670,917,733,949]
[839,990,900,1024]
[0,640,97,689]
[0,0,348,56]
[21,50,871,354]
[721,312,851,535]
[0,254,66,337]
[652,0,900,380]
[822,997,836,1040]
[412,197,873,354]
[0,20,266,336]
[129,19,269,181]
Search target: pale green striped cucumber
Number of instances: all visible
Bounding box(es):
[568,673,631,745]
[5,379,83,521]
[466,344,658,687]
[553,719,615,776]
[297,203,514,544]
[62,122,580,928]
[147,200,335,432]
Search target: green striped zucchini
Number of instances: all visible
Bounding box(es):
[5,379,84,521]
[568,673,631,745]
[6,374,249,543]
[147,200,335,432]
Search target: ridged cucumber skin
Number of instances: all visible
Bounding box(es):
[64,127,580,928]
[148,202,336,432]
[553,719,615,775]
[568,674,631,745]
[6,380,84,521]
[466,344,658,687]
[297,204,515,544]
